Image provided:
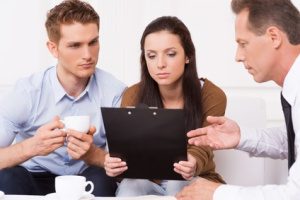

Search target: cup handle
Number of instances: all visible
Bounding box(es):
[85,181,94,194]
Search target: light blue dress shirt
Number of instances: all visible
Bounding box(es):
[0,66,126,175]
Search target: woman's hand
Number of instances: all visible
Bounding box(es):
[173,153,197,180]
[104,153,128,177]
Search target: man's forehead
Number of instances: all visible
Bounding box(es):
[235,9,249,29]
[59,23,99,42]
[235,9,254,39]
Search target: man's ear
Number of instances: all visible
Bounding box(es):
[266,26,282,49]
[47,41,58,58]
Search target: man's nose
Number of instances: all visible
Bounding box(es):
[235,48,245,62]
[82,46,92,60]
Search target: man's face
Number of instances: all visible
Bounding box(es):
[235,10,277,83]
[50,22,99,82]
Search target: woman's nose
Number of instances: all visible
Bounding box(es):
[157,56,166,69]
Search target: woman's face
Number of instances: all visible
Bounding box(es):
[144,30,188,88]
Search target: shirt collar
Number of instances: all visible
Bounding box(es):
[51,66,94,104]
[282,54,300,106]
[76,75,93,101]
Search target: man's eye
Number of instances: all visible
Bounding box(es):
[69,44,80,48]
[89,40,98,46]
[239,43,246,48]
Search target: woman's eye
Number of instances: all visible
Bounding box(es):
[147,54,156,59]
[168,52,176,57]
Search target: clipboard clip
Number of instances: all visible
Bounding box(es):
[125,104,158,116]
[126,103,158,109]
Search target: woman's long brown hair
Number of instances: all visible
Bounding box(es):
[138,16,203,131]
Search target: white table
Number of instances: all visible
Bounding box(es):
[2,195,176,200]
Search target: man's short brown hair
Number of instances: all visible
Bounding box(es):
[231,0,300,45]
[45,0,99,43]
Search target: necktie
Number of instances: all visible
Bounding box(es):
[281,93,296,169]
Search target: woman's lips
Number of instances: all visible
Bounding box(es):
[156,73,170,79]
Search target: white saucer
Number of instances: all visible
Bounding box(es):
[45,192,94,200]
[0,191,4,199]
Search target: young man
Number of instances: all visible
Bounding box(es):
[176,0,300,199]
[0,0,126,196]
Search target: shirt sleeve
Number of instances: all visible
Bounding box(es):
[0,81,32,147]
[112,86,126,107]
[214,163,300,200]
[99,71,126,108]
[237,126,288,159]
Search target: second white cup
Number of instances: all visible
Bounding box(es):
[55,175,94,200]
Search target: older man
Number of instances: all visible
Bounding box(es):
[177,0,300,199]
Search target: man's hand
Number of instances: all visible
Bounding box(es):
[176,177,222,200]
[26,116,66,156]
[104,153,128,177]
[66,126,96,160]
[174,154,197,180]
[188,116,241,150]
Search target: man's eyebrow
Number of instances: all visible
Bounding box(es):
[89,36,99,42]
[66,41,81,45]
[66,36,99,45]
[236,38,247,43]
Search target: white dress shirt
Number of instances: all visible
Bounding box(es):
[214,55,300,200]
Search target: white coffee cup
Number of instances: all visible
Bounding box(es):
[55,175,94,200]
[60,115,90,133]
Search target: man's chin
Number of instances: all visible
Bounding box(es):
[78,69,95,79]
[253,76,268,83]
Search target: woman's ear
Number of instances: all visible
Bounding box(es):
[47,41,59,58]
[266,26,282,49]
[185,57,190,64]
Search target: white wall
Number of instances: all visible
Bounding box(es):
[0,0,299,185]
[1,0,299,127]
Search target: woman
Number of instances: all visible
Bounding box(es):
[104,16,226,196]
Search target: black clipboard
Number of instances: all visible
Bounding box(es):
[101,107,187,180]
